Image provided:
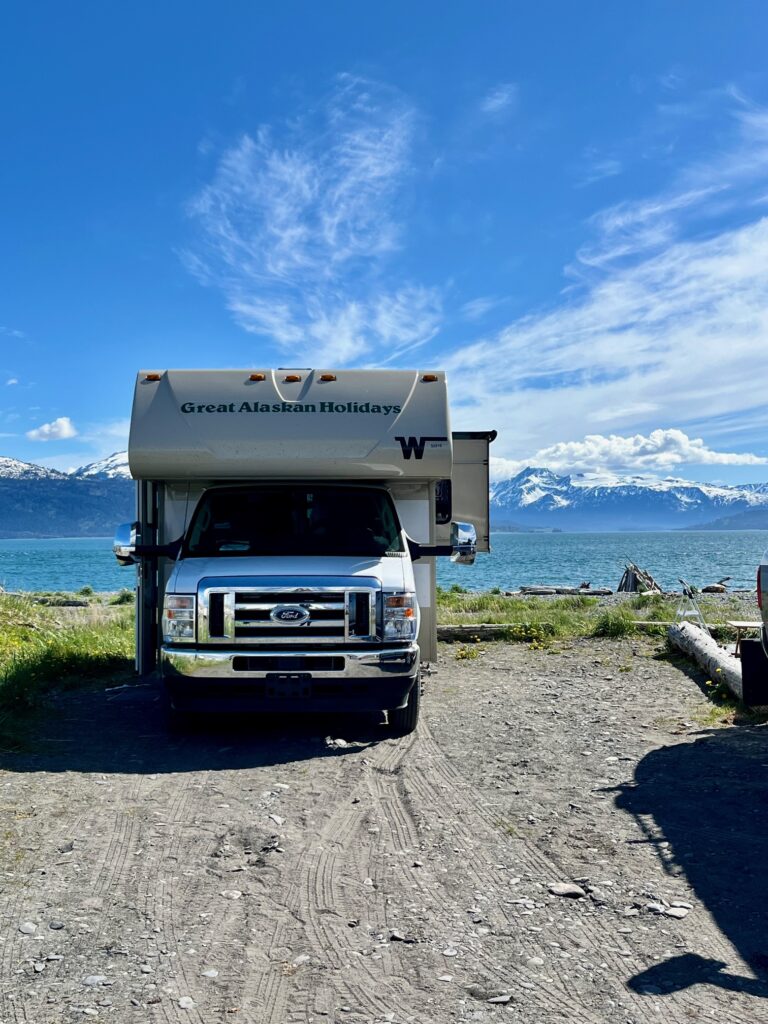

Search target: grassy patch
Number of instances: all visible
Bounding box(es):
[592,607,637,638]
[0,593,134,712]
[436,591,600,640]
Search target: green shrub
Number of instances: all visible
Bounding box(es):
[77,585,95,597]
[592,608,637,638]
[109,589,135,605]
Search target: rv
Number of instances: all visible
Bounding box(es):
[114,369,495,733]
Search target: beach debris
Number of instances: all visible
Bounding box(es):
[520,584,613,596]
[618,563,663,594]
[702,576,731,593]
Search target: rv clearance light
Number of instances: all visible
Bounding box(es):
[421,374,438,382]
[249,373,266,382]
[284,374,302,382]
[320,374,337,381]
[144,373,162,382]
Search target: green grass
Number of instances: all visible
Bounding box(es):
[0,594,134,710]
[591,607,637,638]
[436,586,758,644]
[436,590,604,641]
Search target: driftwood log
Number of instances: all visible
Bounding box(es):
[667,621,743,701]
[618,562,663,593]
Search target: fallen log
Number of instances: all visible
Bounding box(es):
[667,621,748,703]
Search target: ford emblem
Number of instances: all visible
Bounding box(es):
[270,604,311,625]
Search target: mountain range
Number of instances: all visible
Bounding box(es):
[490,468,768,531]
[0,453,133,538]
[0,454,768,536]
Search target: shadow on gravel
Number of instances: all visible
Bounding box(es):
[0,680,390,775]
[616,725,768,997]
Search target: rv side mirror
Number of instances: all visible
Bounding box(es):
[451,521,477,565]
[114,522,138,566]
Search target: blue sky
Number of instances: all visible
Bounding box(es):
[2,1,768,482]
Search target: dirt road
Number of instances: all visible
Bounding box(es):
[1,637,768,1023]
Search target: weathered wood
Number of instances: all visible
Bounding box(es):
[667,621,743,701]
[618,562,663,594]
[437,620,672,642]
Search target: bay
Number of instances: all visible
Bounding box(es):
[0,531,766,594]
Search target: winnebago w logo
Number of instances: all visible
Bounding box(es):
[395,435,449,460]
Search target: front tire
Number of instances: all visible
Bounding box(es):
[388,676,421,736]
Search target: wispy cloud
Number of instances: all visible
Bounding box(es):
[479,83,519,118]
[26,416,77,441]
[0,326,25,339]
[5,378,18,386]
[447,92,768,469]
[576,149,623,188]
[490,429,767,480]
[185,74,441,364]
[460,296,503,322]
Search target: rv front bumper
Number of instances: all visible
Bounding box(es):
[161,643,419,713]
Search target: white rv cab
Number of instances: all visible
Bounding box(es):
[115,369,495,734]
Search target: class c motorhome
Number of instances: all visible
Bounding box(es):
[115,368,495,734]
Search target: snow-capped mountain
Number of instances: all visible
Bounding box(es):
[491,467,768,531]
[71,451,130,479]
[0,456,67,480]
[0,453,133,538]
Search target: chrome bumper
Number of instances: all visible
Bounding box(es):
[161,644,419,680]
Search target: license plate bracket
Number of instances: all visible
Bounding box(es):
[264,673,311,699]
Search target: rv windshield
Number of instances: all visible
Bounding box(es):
[184,485,405,558]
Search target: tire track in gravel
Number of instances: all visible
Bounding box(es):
[413,721,698,1023]
[240,737,426,1023]
[413,718,752,1024]
[239,748,378,1022]
[366,736,606,1024]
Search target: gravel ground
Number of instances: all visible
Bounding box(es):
[1,636,767,1023]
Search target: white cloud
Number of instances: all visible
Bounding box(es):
[576,152,623,188]
[460,296,503,322]
[5,378,18,386]
[479,83,519,117]
[185,74,440,365]
[26,416,78,441]
[446,93,768,470]
[0,326,25,339]
[489,429,768,480]
[76,417,130,453]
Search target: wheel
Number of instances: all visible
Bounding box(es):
[388,676,421,736]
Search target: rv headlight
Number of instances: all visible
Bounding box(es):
[162,594,195,642]
[383,592,417,641]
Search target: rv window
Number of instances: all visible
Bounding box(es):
[184,486,405,558]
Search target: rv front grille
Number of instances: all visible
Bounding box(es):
[199,584,378,645]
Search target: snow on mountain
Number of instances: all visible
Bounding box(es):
[71,451,131,479]
[0,456,67,480]
[491,466,768,531]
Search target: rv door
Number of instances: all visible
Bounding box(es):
[450,431,497,552]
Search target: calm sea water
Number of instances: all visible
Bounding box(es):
[1,532,767,593]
